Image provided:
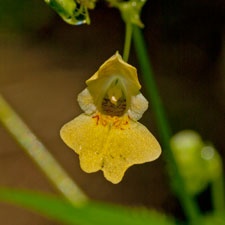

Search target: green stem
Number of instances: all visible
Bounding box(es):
[132,25,201,223]
[123,23,132,62]
[0,94,88,206]
[211,172,225,213]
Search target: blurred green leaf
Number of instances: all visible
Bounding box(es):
[0,188,176,225]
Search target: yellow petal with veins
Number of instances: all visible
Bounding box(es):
[86,52,141,107]
[60,113,161,184]
[86,52,141,88]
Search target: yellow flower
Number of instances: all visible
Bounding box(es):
[60,52,161,184]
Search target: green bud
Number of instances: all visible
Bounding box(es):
[201,145,222,182]
[45,0,93,25]
[171,130,223,196]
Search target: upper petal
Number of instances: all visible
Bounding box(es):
[86,52,141,89]
[85,52,141,107]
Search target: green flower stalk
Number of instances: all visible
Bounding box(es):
[123,22,133,62]
[132,26,201,223]
[0,94,87,205]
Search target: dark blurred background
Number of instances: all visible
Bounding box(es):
[0,0,225,224]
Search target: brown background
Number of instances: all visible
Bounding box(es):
[0,0,225,224]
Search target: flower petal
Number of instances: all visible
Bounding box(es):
[102,118,161,183]
[85,52,141,107]
[77,88,96,115]
[86,52,141,89]
[128,93,148,121]
[60,113,161,184]
[60,113,108,173]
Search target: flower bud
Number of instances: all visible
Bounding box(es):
[171,130,222,195]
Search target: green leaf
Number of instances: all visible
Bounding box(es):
[0,188,176,225]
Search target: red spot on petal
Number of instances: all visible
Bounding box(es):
[92,115,100,125]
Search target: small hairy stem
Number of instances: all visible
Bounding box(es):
[0,94,88,205]
[132,25,201,223]
[123,23,133,62]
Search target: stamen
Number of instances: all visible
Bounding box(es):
[111,96,117,104]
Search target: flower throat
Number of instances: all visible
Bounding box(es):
[101,79,127,117]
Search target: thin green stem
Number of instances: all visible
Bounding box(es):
[123,23,132,62]
[211,172,225,213]
[132,25,201,223]
[0,94,88,206]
